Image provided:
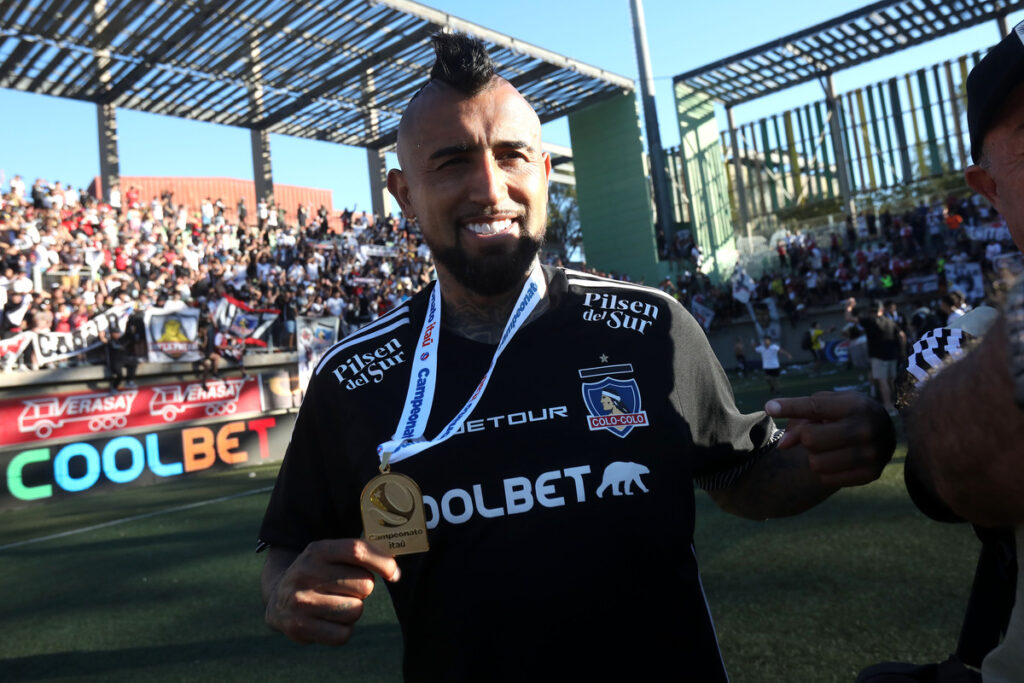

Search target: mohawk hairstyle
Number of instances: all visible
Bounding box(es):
[427,32,497,95]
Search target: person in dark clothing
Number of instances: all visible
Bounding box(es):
[845,297,905,416]
[103,327,138,392]
[258,31,897,682]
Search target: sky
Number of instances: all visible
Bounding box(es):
[1,0,1021,212]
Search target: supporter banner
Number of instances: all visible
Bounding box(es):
[213,295,279,348]
[145,305,201,362]
[945,261,985,302]
[902,275,941,295]
[966,223,1011,242]
[0,332,33,369]
[350,276,381,286]
[0,411,296,510]
[730,267,757,304]
[689,300,715,332]
[297,316,340,393]
[361,245,396,258]
[992,253,1024,292]
[993,252,1024,276]
[0,376,262,447]
[32,303,133,366]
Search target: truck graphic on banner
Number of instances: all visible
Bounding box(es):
[18,391,139,439]
[148,378,250,422]
[0,378,265,448]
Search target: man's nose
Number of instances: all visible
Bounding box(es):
[467,155,508,206]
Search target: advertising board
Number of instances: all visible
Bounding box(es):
[1,411,296,510]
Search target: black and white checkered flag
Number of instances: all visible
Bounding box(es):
[906,328,969,386]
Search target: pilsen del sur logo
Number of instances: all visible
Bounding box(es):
[578,363,649,438]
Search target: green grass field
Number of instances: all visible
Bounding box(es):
[0,364,980,682]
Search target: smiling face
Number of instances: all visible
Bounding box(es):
[388,78,551,297]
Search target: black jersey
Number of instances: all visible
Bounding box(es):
[260,266,777,681]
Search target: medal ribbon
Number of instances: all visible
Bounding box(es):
[377,266,546,469]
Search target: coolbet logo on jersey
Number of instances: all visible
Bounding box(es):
[420,461,651,528]
[578,364,649,437]
[581,292,660,334]
[331,338,406,390]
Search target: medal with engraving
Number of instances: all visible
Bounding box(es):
[360,465,430,556]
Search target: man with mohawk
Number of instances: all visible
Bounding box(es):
[259,32,894,680]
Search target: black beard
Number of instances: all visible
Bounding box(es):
[431,231,543,297]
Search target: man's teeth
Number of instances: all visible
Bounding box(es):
[465,219,514,235]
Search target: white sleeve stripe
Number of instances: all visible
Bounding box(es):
[315,317,411,375]
[565,277,679,305]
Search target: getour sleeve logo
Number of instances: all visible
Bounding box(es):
[581,292,660,334]
[578,364,649,438]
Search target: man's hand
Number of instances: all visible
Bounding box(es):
[766,391,896,488]
[262,539,401,646]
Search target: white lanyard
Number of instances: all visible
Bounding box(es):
[377,266,547,467]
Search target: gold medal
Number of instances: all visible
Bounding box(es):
[360,466,430,556]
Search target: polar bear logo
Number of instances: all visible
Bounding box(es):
[596,462,650,497]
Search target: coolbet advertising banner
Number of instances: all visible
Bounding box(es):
[0,371,303,510]
[297,316,340,393]
[145,305,202,362]
[0,411,296,510]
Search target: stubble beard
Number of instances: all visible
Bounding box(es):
[430,224,544,297]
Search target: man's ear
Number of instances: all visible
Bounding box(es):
[965,164,998,208]
[387,169,414,219]
[542,152,552,183]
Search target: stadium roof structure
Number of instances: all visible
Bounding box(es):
[674,0,1024,106]
[0,0,635,148]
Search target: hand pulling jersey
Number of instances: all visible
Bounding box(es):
[260,266,778,681]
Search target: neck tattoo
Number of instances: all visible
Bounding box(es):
[442,287,549,345]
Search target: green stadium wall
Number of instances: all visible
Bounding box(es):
[568,92,666,284]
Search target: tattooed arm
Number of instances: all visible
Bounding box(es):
[708,392,896,520]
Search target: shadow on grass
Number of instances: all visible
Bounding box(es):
[4,627,403,682]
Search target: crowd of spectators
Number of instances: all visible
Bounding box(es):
[1,174,1017,374]
[0,174,441,371]
[652,192,1017,333]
